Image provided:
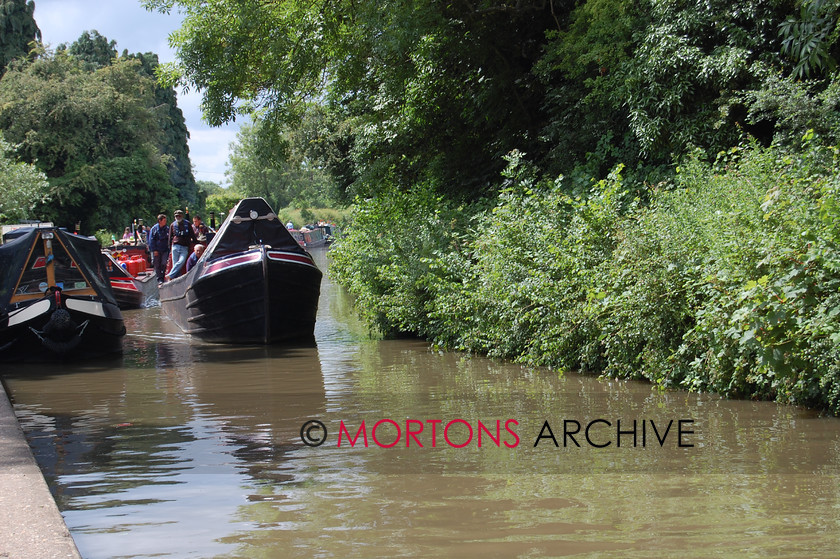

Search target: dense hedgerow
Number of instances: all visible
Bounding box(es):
[331,140,840,414]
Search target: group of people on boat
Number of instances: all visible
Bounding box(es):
[145,210,213,284]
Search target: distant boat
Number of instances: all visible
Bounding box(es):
[289,223,339,249]
[159,198,322,344]
[300,226,329,248]
[0,226,125,361]
[289,228,305,248]
[103,250,158,309]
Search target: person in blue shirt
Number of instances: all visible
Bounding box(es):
[169,209,196,279]
[147,214,170,284]
[186,243,205,273]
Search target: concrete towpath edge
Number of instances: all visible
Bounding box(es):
[0,380,82,559]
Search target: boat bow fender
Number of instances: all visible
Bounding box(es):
[29,308,90,354]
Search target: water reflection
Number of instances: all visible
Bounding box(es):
[4,247,840,558]
[6,335,327,559]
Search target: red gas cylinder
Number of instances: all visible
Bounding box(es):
[130,254,146,274]
[130,258,144,277]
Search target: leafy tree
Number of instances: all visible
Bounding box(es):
[0,0,40,75]
[56,32,197,209]
[194,179,221,216]
[537,0,801,174]
[779,0,840,79]
[0,131,49,223]
[227,114,337,210]
[64,30,117,69]
[0,49,177,232]
[125,50,197,207]
[614,0,797,159]
[204,189,242,222]
[196,179,222,197]
[144,0,560,200]
[534,0,649,178]
[60,31,198,209]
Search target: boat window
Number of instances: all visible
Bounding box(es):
[15,239,90,295]
[53,240,90,291]
[16,240,47,296]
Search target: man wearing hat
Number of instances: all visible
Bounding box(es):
[169,209,196,279]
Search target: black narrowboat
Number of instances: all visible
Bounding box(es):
[0,226,125,361]
[159,198,322,344]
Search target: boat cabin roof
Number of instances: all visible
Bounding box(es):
[205,197,310,260]
[0,227,116,309]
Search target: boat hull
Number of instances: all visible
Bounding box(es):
[1,226,125,362]
[109,271,159,309]
[160,247,321,344]
[0,296,125,362]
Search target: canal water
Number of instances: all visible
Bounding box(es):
[3,248,840,558]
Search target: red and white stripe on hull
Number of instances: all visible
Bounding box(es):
[201,251,262,278]
[266,250,317,269]
[110,279,139,291]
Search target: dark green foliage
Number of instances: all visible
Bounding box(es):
[0,0,40,74]
[0,29,195,231]
[0,131,50,223]
[227,112,339,211]
[64,30,117,69]
[779,0,840,79]
[48,152,175,232]
[123,50,197,207]
[332,141,840,414]
[0,49,178,232]
[147,0,562,200]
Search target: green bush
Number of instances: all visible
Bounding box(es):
[332,140,840,414]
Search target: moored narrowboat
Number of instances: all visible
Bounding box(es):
[0,226,125,361]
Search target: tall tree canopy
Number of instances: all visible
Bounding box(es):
[0,0,40,75]
[227,109,343,210]
[145,0,558,199]
[0,27,197,232]
[147,0,840,201]
[0,131,49,224]
[126,50,197,206]
[62,29,117,69]
[56,32,197,206]
[0,48,177,232]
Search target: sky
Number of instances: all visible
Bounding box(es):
[32,0,241,186]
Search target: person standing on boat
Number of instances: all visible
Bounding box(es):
[192,214,211,244]
[169,209,196,279]
[147,214,170,284]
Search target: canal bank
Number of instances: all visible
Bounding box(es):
[0,381,81,559]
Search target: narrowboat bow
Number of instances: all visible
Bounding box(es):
[159,198,322,344]
[0,227,125,361]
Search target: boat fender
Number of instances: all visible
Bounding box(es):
[29,309,90,354]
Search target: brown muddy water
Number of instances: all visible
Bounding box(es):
[3,248,840,558]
